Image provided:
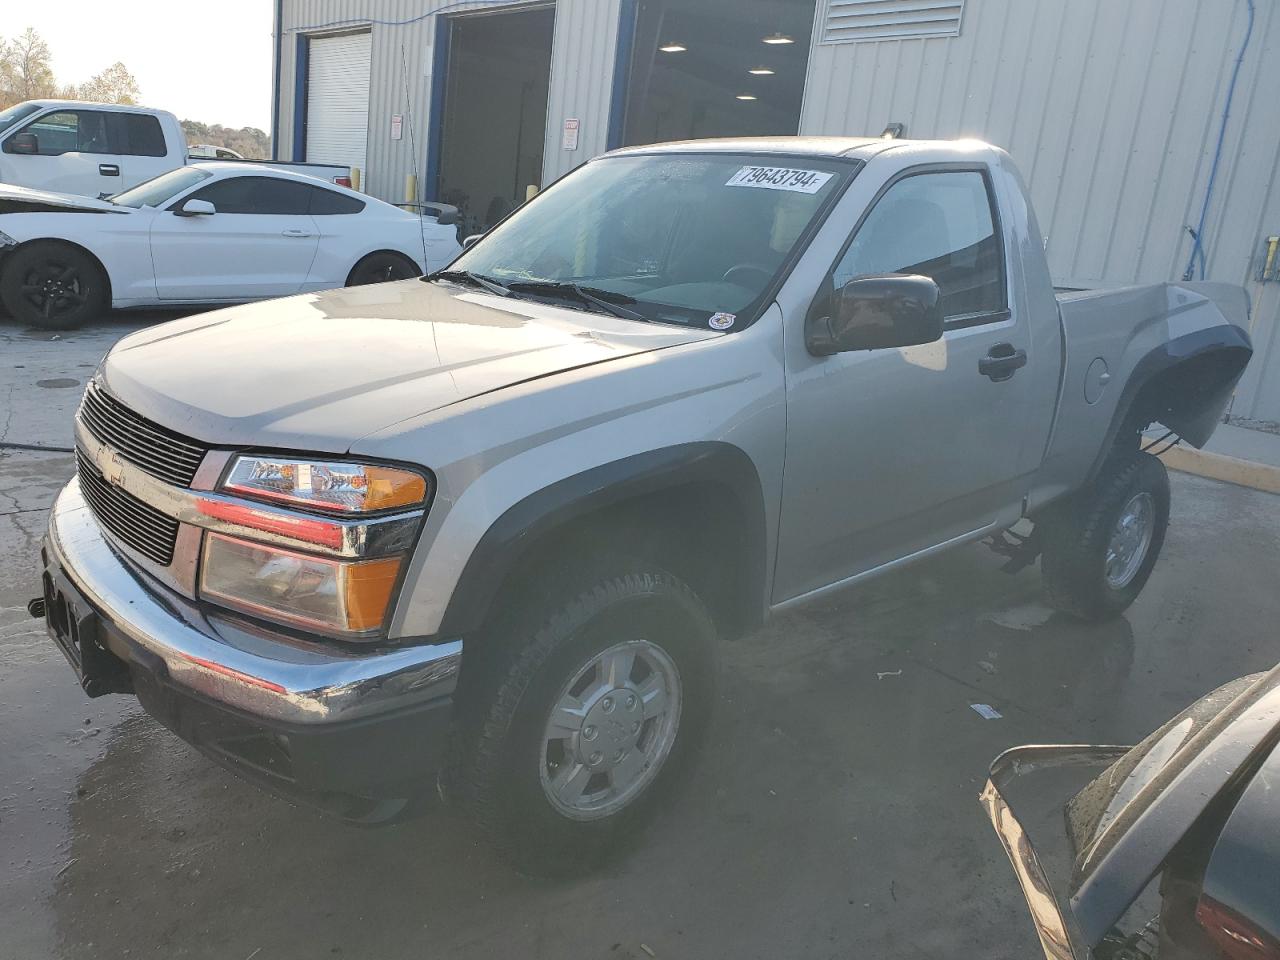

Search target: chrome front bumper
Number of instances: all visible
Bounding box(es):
[45,479,462,727]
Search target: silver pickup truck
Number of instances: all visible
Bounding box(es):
[34,137,1252,871]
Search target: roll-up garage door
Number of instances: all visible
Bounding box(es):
[306,32,371,172]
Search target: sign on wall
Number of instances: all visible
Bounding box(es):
[562,118,580,151]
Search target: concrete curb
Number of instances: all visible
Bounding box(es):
[1158,445,1280,495]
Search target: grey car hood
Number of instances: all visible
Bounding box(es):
[99,279,719,452]
[0,183,127,213]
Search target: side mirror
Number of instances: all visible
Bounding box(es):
[806,274,944,356]
[175,198,216,217]
[462,233,484,250]
[4,132,39,155]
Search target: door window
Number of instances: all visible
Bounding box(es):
[22,111,113,156]
[832,170,1006,322]
[182,176,312,215]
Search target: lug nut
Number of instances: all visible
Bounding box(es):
[602,697,614,712]
[625,694,637,710]
[583,725,597,740]
[613,750,624,763]
[589,751,603,765]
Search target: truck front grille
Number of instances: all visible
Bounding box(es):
[77,383,206,487]
[76,449,179,566]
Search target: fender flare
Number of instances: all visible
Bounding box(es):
[436,441,768,638]
[1086,324,1252,484]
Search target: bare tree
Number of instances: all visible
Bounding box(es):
[77,61,141,105]
[0,28,56,107]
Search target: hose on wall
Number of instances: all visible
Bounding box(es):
[1182,0,1256,282]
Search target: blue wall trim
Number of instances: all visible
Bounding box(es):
[424,20,452,201]
[606,0,638,151]
[271,0,283,159]
[291,34,310,163]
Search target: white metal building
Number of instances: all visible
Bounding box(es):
[272,0,1280,424]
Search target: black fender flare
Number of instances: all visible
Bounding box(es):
[1086,324,1252,484]
[436,442,768,638]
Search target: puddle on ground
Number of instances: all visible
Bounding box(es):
[983,604,1055,632]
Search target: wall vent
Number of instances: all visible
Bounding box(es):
[820,0,965,44]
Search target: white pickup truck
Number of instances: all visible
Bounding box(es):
[0,100,349,196]
[34,137,1253,873]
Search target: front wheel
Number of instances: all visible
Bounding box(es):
[0,242,107,330]
[455,568,717,874]
[1040,451,1170,621]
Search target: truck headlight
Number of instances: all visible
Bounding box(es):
[200,533,403,635]
[201,455,429,636]
[222,456,428,513]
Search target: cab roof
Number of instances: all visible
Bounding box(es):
[603,135,994,162]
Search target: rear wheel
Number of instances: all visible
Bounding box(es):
[0,242,107,330]
[454,566,717,875]
[1040,451,1170,621]
[345,251,421,287]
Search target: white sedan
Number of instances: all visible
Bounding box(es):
[0,162,462,329]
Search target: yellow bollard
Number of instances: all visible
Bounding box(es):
[350,167,361,193]
[403,173,418,212]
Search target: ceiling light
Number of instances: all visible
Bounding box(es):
[762,32,794,44]
[658,42,687,52]
[736,94,758,101]
[748,67,775,75]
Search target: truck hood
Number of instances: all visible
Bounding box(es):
[99,279,719,451]
[0,183,127,213]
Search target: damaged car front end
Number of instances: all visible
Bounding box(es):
[983,666,1280,959]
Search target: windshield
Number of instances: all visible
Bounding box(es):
[447,153,852,328]
[0,102,41,138]
[109,166,212,208]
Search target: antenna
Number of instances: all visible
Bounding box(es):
[401,42,429,273]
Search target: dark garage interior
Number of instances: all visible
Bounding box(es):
[623,0,817,145]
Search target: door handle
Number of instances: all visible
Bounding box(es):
[98,164,120,177]
[281,228,314,238]
[979,343,1028,382]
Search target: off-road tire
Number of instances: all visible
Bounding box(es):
[453,566,718,875]
[1,242,107,330]
[1040,451,1170,621]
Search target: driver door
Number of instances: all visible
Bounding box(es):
[774,165,1046,603]
[3,109,123,196]
[148,176,320,300]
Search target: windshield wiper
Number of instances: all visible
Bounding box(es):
[429,270,512,298]
[504,280,647,322]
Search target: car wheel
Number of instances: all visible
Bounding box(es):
[1039,450,1170,621]
[454,566,717,875]
[345,251,421,287]
[0,242,107,331]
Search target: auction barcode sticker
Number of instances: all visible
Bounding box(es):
[725,166,834,194]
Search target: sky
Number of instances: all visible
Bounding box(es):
[9,0,275,130]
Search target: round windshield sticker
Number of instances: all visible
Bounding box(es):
[708,312,736,330]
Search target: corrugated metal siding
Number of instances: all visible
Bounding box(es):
[542,0,622,183]
[277,0,622,202]
[800,0,1280,421]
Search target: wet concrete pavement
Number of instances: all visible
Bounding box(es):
[3,316,1279,960]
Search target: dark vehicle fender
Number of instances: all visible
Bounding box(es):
[1087,325,1252,483]
[437,441,769,639]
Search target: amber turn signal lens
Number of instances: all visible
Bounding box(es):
[362,466,429,512]
[342,555,404,632]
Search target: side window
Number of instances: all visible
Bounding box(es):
[118,114,167,157]
[184,176,311,215]
[23,111,113,156]
[832,170,1006,321]
[307,186,365,215]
